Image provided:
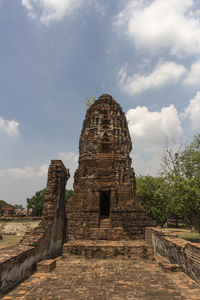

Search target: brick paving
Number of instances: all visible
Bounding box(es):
[2,256,200,300]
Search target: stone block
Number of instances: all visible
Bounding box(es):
[158,261,180,272]
[37,259,56,272]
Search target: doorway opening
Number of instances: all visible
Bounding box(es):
[99,191,110,218]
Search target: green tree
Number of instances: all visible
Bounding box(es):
[180,134,200,180]
[14,204,24,210]
[26,189,46,216]
[161,134,200,232]
[65,189,74,202]
[0,200,7,207]
[171,177,200,230]
[85,96,96,107]
[136,175,170,226]
[179,134,200,231]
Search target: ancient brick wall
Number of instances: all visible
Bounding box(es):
[67,94,152,241]
[0,219,40,236]
[145,227,200,284]
[0,160,69,295]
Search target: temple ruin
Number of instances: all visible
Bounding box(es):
[1,94,200,297]
[66,94,152,240]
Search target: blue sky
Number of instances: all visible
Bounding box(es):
[0,0,200,206]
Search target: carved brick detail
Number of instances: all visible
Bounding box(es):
[66,94,152,240]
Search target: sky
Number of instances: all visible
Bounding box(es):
[0,0,200,207]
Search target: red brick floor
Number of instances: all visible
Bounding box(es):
[2,257,200,300]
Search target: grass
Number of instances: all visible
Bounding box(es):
[179,232,200,243]
[0,235,21,249]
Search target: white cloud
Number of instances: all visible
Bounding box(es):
[118,61,186,95]
[118,64,127,85]
[58,151,78,165]
[126,104,183,175]
[0,152,78,181]
[182,91,200,129]
[126,105,183,151]
[0,164,48,179]
[184,61,200,85]
[0,164,48,206]
[0,153,77,181]
[0,116,19,139]
[0,151,78,205]
[57,151,78,189]
[93,2,106,17]
[22,0,88,24]
[115,0,200,57]
[131,152,163,176]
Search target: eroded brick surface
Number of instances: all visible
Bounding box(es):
[63,240,153,259]
[66,94,152,241]
[146,227,200,285]
[0,160,70,295]
[2,257,200,300]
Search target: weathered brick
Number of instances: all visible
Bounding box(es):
[66,94,152,241]
[37,259,56,272]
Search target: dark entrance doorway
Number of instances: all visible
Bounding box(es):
[99,191,110,217]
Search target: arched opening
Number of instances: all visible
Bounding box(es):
[102,143,110,153]
[99,191,110,217]
[101,136,111,153]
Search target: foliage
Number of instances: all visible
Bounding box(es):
[85,96,96,107]
[65,189,74,202]
[137,134,200,231]
[0,200,7,207]
[136,176,170,225]
[14,204,24,210]
[180,134,200,180]
[160,134,200,232]
[26,189,46,216]
[26,188,75,216]
[160,137,183,178]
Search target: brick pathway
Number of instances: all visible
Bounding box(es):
[2,257,200,300]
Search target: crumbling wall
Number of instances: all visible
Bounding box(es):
[146,227,200,284]
[0,219,40,236]
[0,160,70,295]
[67,94,153,241]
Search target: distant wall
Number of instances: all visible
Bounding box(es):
[146,228,200,284]
[0,219,40,236]
[0,217,41,222]
[0,160,70,295]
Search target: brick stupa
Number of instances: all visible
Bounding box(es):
[66,94,152,240]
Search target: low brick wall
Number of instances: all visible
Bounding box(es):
[0,160,70,295]
[0,217,42,222]
[145,227,200,284]
[0,219,40,236]
[0,246,35,292]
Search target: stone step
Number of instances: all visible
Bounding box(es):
[100,218,110,223]
[88,227,130,240]
[62,240,153,260]
[99,225,112,229]
[37,259,56,272]
[100,218,112,228]
[88,226,145,240]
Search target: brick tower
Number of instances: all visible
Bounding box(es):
[66,94,152,241]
